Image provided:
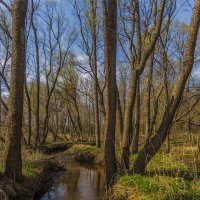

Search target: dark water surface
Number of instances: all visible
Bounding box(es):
[41,157,106,200]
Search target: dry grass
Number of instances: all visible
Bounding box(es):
[0,144,48,177]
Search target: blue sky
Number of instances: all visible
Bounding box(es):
[57,0,194,24]
[176,0,194,24]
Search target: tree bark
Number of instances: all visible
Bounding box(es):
[25,78,32,146]
[131,79,140,154]
[116,88,123,144]
[4,0,27,182]
[103,0,117,188]
[146,54,153,139]
[91,0,101,148]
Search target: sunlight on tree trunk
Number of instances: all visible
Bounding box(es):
[4,0,27,183]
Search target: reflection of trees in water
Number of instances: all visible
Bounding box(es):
[87,169,105,199]
[64,169,81,200]
[68,170,80,188]
[51,161,105,200]
[96,172,101,196]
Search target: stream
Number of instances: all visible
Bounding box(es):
[40,153,106,200]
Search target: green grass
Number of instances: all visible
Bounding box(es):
[146,153,194,179]
[115,132,200,200]
[67,144,104,155]
[131,151,196,180]
[116,174,200,200]
[83,146,104,154]
[68,144,104,165]
[23,163,41,177]
[118,174,159,193]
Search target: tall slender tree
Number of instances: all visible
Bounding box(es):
[103,0,117,188]
[4,0,27,182]
[30,0,41,149]
[121,0,168,170]
[90,0,101,147]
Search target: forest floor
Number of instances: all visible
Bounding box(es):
[0,132,199,200]
[112,132,200,200]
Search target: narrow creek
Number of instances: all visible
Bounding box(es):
[40,152,106,200]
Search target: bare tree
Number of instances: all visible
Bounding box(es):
[133,0,200,174]
[120,0,175,171]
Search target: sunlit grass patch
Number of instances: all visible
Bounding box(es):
[0,148,48,177]
[115,174,199,200]
[67,144,103,154]
[131,151,198,180]
[68,144,104,165]
[146,153,193,178]
[23,162,41,177]
[118,174,159,193]
[22,151,46,177]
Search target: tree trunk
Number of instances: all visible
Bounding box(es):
[4,0,27,182]
[116,88,123,144]
[25,78,32,146]
[121,71,138,170]
[30,0,40,149]
[0,77,2,124]
[188,115,192,143]
[41,102,50,144]
[146,55,153,139]
[91,0,101,148]
[103,0,117,188]
[131,79,140,154]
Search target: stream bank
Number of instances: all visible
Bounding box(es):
[40,144,106,200]
[0,143,106,200]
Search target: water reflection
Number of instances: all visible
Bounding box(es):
[41,160,106,200]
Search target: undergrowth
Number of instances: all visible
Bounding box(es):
[114,133,200,200]
[116,174,200,200]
